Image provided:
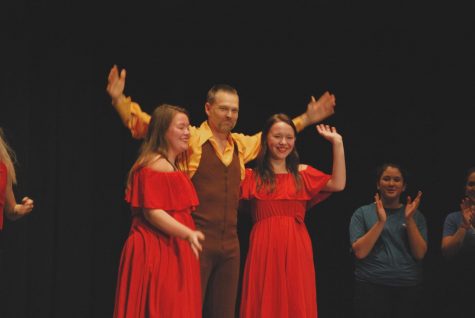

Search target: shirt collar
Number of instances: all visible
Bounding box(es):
[198,121,234,146]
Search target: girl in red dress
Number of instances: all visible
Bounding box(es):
[239,114,346,318]
[0,128,34,231]
[113,105,204,318]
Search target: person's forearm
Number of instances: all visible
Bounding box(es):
[352,221,385,259]
[296,113,311,131]
[291,115,307,133]
[143,208,193,240]
[5,205,23,221]
[323,139,346,192]
[293,112,322,132]
[4,180,20,220]
[406,218,427,260]
[112,95,132,126]
[441,229,467,258]
[293,103,334,131]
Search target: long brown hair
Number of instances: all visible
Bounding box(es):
[126,104,189,188]
[254,113,301,193]
[0,128,17,184]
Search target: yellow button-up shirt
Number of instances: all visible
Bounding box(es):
[123,97,304,180]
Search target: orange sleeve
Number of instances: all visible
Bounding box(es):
[292,116,305,132]
[116,97,151,139]
[232,132,262,164]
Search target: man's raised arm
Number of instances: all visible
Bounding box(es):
[106,65,151,139]
[292,91,336,132]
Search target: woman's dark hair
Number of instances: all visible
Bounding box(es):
[464,167,475,194]
[254,113,301,193]
[466,167,475,182]
[376,163,408,185]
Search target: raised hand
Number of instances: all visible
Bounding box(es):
[15,196,34,216]
[405,191,422,220]
[187,230,205,259]
[305,91,336,124]
[316,124,342,144]
[106,65,127,103]
[374,193,387,223]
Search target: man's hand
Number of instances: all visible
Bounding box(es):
[305,91,336,124]
[106,65,127,105]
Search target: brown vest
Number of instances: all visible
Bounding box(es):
[191,141,241,242]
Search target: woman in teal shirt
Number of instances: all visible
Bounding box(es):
[441,167,475,318]
[349,163,427,318]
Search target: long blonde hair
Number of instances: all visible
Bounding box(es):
[126,104,189,188]
[0,128,17,184]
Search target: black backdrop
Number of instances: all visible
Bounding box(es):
[1,1,474,317]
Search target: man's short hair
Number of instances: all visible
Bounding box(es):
[206,84,238,104]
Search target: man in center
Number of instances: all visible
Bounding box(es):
[107,65,337,318]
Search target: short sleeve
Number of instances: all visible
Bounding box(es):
[414,210,428,241]
[240,169,255,200]
[126,168,198,211]
[349,207,368,244]
[301,166,332,208]
[443,212,461,237]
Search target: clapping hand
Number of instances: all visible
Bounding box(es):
[460,197,475,229]
[405,191,422,220]
[374,193,387,223]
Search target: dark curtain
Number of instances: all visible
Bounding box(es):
[1,1,474,317]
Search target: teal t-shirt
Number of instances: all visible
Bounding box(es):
[443,211,475,264]
[349,203,427,286]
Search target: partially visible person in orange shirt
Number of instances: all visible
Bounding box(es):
[106,65,336,318]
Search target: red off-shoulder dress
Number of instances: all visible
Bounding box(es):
[240,166,331,318]
[113,167,201,318]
